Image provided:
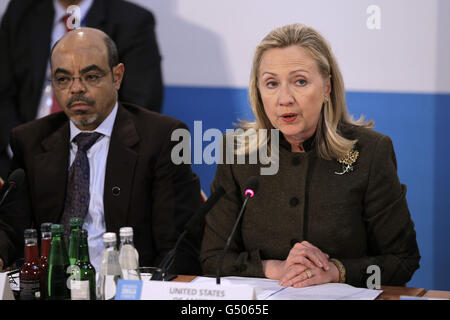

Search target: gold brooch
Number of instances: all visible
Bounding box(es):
[335,146,359,175]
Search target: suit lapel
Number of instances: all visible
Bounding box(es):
[33,121,70,224]
[104,105,139,232]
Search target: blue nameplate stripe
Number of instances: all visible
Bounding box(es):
[115,280,143,300]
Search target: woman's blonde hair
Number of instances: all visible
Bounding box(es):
[238,23,373,160]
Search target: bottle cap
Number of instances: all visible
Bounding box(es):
[50,224,64,235]
[119,227,133,237]
[69,217,83,227]
[24,229,37,238]
[103,232,116,242]
[40,222,52,233]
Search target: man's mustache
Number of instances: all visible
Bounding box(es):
[66,95,96,108]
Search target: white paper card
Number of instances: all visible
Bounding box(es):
[0,272,14,300]
[139,280,255,300]
[70,280,91,300]
[193,276,382,300]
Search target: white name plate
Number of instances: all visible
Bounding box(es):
[116,279,255,300]
[0,272,14,300]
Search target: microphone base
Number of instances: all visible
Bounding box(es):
[149,271,177,281]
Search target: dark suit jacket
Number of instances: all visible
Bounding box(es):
[0,0,163,177]
[201,125,421,287]
[0,102,202,275]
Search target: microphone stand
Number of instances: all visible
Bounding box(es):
[150,229,188,281]
[151,186,226,281]
[0,169,25,207]
[216,194,250,285]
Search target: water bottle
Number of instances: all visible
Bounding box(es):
[119,227,141,280]
[96,232,122,300]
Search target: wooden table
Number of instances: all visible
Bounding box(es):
[423,290,450,299]
[378,285,426,300]
[173,275,447,300]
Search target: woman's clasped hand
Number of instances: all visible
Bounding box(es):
[263,241,339,288]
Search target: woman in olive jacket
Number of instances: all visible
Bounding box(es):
[200,24,420,288]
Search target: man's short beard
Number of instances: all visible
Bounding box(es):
[70,114,99,129]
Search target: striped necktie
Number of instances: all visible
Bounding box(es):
[61,132,103,238]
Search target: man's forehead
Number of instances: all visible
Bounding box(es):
[51,28,109,65]
[61,28,106,45]
[52,44,108,70]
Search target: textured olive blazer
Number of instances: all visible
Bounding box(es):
[201,125,420,287]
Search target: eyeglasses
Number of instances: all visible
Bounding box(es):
[52,71,110,90]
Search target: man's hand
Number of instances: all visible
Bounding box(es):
[0,258,4,271]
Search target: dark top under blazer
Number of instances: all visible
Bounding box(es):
[0,102,202,275]
[201,125,420,287]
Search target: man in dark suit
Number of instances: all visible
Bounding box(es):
[0,28,201,276]
[0,0,163,179]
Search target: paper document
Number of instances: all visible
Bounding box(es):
[192,276,382,300]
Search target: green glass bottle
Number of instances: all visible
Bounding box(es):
[68,218,83,266]
[70,229,96,300]
[47,224,70,300]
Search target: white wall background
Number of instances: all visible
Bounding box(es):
[134,0,450,94]
[1,0,448,93]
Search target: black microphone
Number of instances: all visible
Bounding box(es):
[0,169,25,207]
[216,176,259,285]
[151,186,226,280]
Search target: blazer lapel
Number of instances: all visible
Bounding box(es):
[33,122,70,224]
[104,105,139,232]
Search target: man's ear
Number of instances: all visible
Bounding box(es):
[112,63,125,90]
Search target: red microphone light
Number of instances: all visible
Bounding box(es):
[243,176,259,198]
[244,189,255,198]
